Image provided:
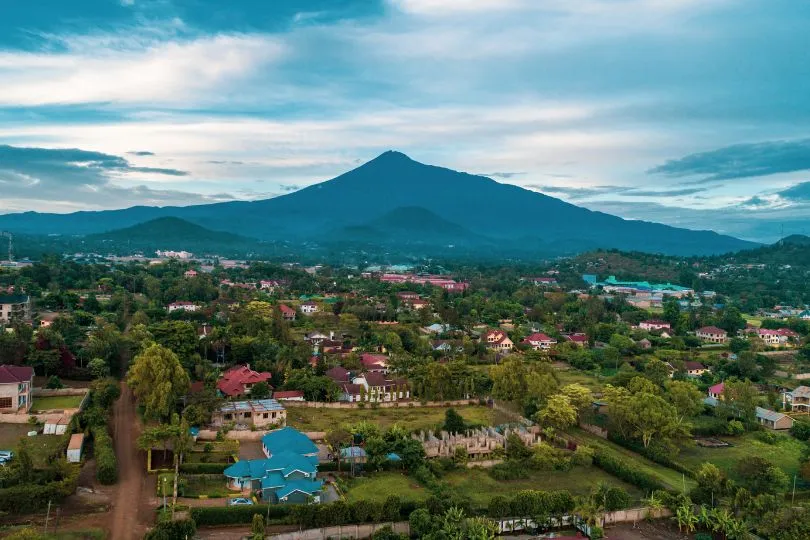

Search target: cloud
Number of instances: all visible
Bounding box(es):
[622,187,712,197]
[527,184,630,199]
[481,171,525,179]
[279,184,301,192]
[128,150,155,156]
[778,181,810,201]
[0,144,226,212]
[648,139,810,183]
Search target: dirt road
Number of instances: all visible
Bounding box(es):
[110,382,150,540]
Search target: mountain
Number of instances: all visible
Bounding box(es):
[721,234,810,266]
[89,217,252,244]
[0,151,757,257]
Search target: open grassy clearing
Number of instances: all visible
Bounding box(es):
[443,466,646,508]
[0,424,66,467]
[570,429,696,492]
[30,395,84,411]
[678,433,803,482]
[555,368,607,392]
[345,472,429,503]
[286,405,502,433]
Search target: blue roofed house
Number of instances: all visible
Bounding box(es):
[224,427,323,504]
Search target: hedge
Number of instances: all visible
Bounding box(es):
[144,518,196,540]
[179,462,228,474]
[592,448,666,492]
[0,469,79,513]
[190,505,293,526]
[93,427,118,485]
[606,433,696,479]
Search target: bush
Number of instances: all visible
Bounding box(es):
[592,449,665,492]
[144,518,197,540]
[93,427,118,485]
[726,420,745,436]
[46,375,64,389]
[754,431,779,445]
[190,505,292,526]
[179,462,228,474]
[0,466,79,513]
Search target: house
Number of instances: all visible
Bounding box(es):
[260,280,283,292]
[684,361,708,378]
[396,291,420,301]
[325,366,351,384]
[211,399,286,429]
[217,365,272,398]
[167,301,199,313]
[341,372,410,402]
[525,276,558,287]
[422,323,450,334]
[304,331,330,345]
[483,329,513,352]
[184,269,198,278]
[360,353,389,373]
[0,295,31,323]
[431,340,461,353]
[273,390,305,402]
[799,310,810,320]
[339,446,367,465]
[66,433,84,463]
[563,333,589,347]
[696,326,728,344]
[521,332,557,351]
[756,407,794,430]
[300,302,319,315]
[409,299,430,310]
[639,320,671,331]
[279,304,296,322]
[0,365,34,412]
[707,382,724,399]
[785,386,810,412]
[224,427,322,504]
[197,323,213,340]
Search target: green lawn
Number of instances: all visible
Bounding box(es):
[443,466,645,508]
[570,429,696,492]
[0,424,66,467]
[679,433,804,482]
[30,395,84,412]
[554,368,606,393]
[345,472,429,503]
[286,405,502,433]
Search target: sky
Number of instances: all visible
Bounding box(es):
[1,0,809,241]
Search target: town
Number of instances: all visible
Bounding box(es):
[1,240,810,540]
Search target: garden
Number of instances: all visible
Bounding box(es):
[29,394,85,412]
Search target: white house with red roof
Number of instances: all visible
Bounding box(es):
[279,304,296,321]
[521,332,557,351]
[708,382,724,399]
[563,333,589,347]
[696,326,728,343]
[167,301,200,313]
[217,365,273,398]
[639,320,671,331]
[360,353,389,373]
[0,365,34,412]
[756,328,799,347]
[184,269,198,278]
[684,361,708,377]
[342,372,409,402]
[483,329,513,352]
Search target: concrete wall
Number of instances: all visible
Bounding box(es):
[283,399,478,410]
[32,388,88,397]
[270,522,409,540]
[196,429,326,441]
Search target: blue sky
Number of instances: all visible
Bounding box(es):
[1,0,809,241]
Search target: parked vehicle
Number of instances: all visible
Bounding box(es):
[227,497,253,506]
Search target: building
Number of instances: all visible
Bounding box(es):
[756,328,799,347]
[696,326,728,344]
[224,427,322,504]
[279,304,296,322]
[300,302,319,315]
[756,407,794,430]
[707,382,724,399]
[0,365,34,412]
[217,365,273,398]
[409,299,430,310]
[167,301,199,313]
[184,269,198,278]
[639,320,671,331]
[483,329,513,352]
[521,332,557,351]
[0,295,31,324]
[211,399,286,429]
[66,433,84,463]
[784,386,810,412]
[342,372,409,403]
[684,361,708,377]
[273,390,305,402]
[563,333,589,347]
[360,353,389,373]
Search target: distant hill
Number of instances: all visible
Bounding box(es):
[89,217,251,244]
[725,234,810,266]
[0,151,757,258]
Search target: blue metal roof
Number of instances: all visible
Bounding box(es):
[275,479,323,499]
[262,427,318,456]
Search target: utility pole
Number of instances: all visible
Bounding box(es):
[793,474,797,505]
[44,500,52,533]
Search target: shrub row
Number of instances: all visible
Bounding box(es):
[606,433,695,479]
[93,427,118,485]
[178,462,228,474]
[0,469,79,513]
[592,448,666,492]
[190,504,293,526]
[144,518,196,540]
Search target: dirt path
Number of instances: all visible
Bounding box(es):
[110,382,149,540]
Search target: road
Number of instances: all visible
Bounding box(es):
[110,382,150,540]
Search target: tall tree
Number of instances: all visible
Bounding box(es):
[127,344,190,420]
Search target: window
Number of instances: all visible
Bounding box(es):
[224,414,232,420]
[244,412,251,418]
[271,412,276,419]
[263,413,268,419]
[0,397,12,409]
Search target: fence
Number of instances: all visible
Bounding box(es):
[269,521,409,540]
[282,399,478,410]
[195,430,326,442]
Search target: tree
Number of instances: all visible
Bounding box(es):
[444,408,466,434]
[736,456,789,495]
[249,381,271,399]
[127,344,190,421]
[537,394,577,431]
[326,429,352,471]
[644,359,670,386]
[561,383,593,420]
[251,513,265,540]
[88,357,110,379]
[667,380,704,419]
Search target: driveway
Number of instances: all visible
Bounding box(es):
[238,440,266,461]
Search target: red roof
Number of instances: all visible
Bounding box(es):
[684,361,705,370]
[189,381,205,394]
[698,326,727,335]
[484,329,510,344]
[326,366,350,383]
[279,304,295,315]
[0,365,34,384]
[565,333,588,343]
[522,332,555,344]
[709,382,725,394]
[273,390,304,399]
[360,353,388,368]
[363,372,390,388]
[217,365,272,397]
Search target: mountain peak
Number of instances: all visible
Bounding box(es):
[368,150,414,165]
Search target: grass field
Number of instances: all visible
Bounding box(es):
[678,433,803,482]
[555,368,606,392]
[286,405,502,433]
[0,424,66,467]
[30,395,84,412]
[345,472,429,503]
[443,466,646,508]
[570,429,696,492]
